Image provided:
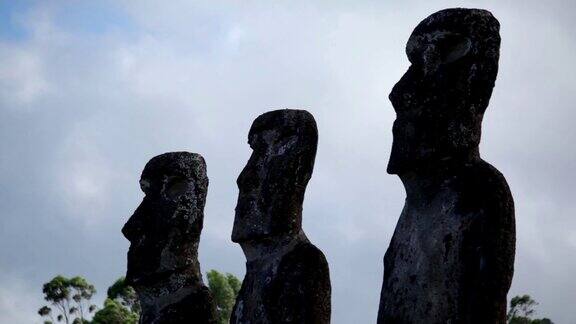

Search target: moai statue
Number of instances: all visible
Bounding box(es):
[378,9,515,324]
[230,109,331,324]
[122,152,217,324]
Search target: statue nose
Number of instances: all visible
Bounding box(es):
[237,166,251,188]
[237,164,260,190]
[122,201,147,241]
[122,215,138,241]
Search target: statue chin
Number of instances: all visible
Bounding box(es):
[386,150,422,176]
[125,264,159,287]
[125,268,148,287]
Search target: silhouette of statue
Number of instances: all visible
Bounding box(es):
[122,152,217,324]
[230,109,331,324]
[378,8,515,324]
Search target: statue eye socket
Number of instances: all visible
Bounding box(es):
[435,33,471,63]
[406,31,472,71]
[164,177,194,201]
[273,135,298,156]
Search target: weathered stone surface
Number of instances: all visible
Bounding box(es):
[231,109,331,324]
[122,152,217,324]
[378,8,515,324]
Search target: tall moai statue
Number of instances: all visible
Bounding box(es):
[122,152,217,324]
[230,109,331,324]
[378,9,516,324]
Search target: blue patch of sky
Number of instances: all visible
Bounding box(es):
[0,0,34,41]
[55,1,137,36]
[0,0,138,42]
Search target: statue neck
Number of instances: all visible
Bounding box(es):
[398,148,480,203]
[136,267,203,323]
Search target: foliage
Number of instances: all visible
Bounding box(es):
[207,270,242,324]
[38,305,54,323]
[39,272,241,324]
[90,277,140,323]
[91,298,139,324]
[69,276,97,323]
[38,275,96,324]
[106,277,141,314]
[507,295,554,324]
[226,273,241,296]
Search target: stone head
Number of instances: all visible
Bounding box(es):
[232,109,318,243]
[122,152,208,287]
[388,8,501,174]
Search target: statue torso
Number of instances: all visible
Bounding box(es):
[379,161,515,324]
[232,240,331,324]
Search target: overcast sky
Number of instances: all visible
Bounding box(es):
[1,1,575,323]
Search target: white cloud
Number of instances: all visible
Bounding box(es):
[1,1,576,323]
[0,45,51,107]
[0,273,42,324]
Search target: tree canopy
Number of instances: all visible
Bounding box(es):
[38,276,139,324]
[508,295,554,324]
[38,275,97,324]
[91,298,138,324]
[106,277,140,314]
[89,277,140,324]
[207,270,242,324]
[38,271,241,323]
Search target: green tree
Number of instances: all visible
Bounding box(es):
[38,276,96,324]
[69,276,97,323]
[107,277,140,314]
[91,298,138,324]
[207,270,242,324]
[507,295,554,324]
[90,277,140,324]
[226,273,241,296]
[532,320,554,324]
[38,305,54,324]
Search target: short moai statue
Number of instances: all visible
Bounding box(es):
[230,109,331,324]
[378,8,515,324]
[122,152,217,324]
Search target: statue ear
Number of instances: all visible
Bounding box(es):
[436,33,471,63]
